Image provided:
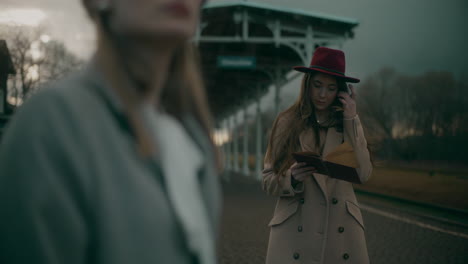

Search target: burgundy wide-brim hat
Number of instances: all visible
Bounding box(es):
[293,47,360,83]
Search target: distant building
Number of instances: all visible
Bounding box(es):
[0,40,16,138]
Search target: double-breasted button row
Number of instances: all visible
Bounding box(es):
[332,197,338,204]
[293,253,300,260]
[338,226,345,233]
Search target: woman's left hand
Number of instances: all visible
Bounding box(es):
[338,84,357,119]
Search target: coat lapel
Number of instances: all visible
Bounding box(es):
[312,127,343,198]
[322,127,344,158]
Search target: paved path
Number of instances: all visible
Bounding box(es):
[218,174,468,264]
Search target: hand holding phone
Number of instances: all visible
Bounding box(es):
[338,84,357,119]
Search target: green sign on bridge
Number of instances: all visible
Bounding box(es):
[217,56,256,69]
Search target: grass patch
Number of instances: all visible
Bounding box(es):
[354,165,468,210]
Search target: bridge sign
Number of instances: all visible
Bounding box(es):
[217,56,256,69]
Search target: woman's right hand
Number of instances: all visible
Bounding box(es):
[291,162,317,182]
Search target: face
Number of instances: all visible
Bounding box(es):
[309,72,338,111]
[99,0,203,41]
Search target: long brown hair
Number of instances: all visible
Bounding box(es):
[116,43,217,162]
[265,72,347,177]
[160,43,217,155]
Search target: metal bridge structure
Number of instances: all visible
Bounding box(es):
[198,1,359,178]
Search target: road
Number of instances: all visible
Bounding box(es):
[218,174,468,264]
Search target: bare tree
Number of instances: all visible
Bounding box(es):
[40,40,83,83]
[407,71,468,137]
[359,67,468,161]
[1,24,83,104]
[1,25,40,102]
[358,67,405,140]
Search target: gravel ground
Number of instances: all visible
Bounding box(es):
[218,173,468,264]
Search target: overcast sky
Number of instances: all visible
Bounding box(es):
[1,0,467,78]
[1,0,467,118]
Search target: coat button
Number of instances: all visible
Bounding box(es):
[300,198,305,204]
[298,226,303,232]
[343,253,349,260]
[332,198,338,204]
[293,253,300,259]
[338,227,345,233]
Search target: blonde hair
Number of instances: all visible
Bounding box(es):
[87,4,218,165]
[111,43,215,160]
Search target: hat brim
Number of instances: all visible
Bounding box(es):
[293,66,360,83]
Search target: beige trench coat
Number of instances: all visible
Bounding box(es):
[262,114,372,264]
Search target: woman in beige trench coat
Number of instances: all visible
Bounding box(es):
[262,47,373,264]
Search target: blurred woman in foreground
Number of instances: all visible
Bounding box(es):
[0,0,221,263]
